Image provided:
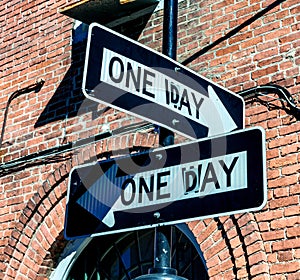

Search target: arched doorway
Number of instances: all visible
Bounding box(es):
[64,225,208,279]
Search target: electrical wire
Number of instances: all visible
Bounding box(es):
[0,121,156,173]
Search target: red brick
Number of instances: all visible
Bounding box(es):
[219,248,231,261]
[220,257,234,272]
[249,251,267,266]
[270,261,300,274]
[204,240,226,260]
[287,226,300,238]
[282,164,300,175]
[284,205,300,216]
[256,210,283,222]
[240,222,259,236]
[268,175,298,188]
[278,251,293,262]
[250,263,270,276]
[273,187,289,198]
[206,255,220,268]
[290,184,300,195]
[272,238,300,251]
[200,238,214,252]
[188,221,205,237]
[207,264,221,277]
[244,231,262,246]
[237,267,248,279]
[196,220,217,243]
[261,230,285,241]
[246,241,265,256]
[251,275,270,280]
[265,27,291,41]
[1,0,300,279]
[228,236,241,249]
[226,227,238,239]
[268,253,277,264]
[269,196,299,209]
[267,117,281,128]
[268,135,297,149]
[231,246,244,260]
[287,272,300,280]
[258,221,269,232]
[216,45,240,56]
[236,213,254,227]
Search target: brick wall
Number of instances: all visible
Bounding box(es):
[0,1,72,278]
[0,0,299,279]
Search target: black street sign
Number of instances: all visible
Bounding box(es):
[64,127,267,239]
[82,23,245,139]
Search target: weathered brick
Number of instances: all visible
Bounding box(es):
[272,238,300,252]
[273,187,289,198]
[261,230,285,241]
[278,251,293,262]
[268,135,297,149]
[286,226,300,238]
[268,175,298,188]
[269,196,299,209]
[246,241,265,256]
[256,210,284,222]
[270,261,300,274]
[284,205,300,216]
[250,263,270,276]
[248,251,267,266]
[196,220,217,243]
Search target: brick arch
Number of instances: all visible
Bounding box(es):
[3,161,72,280]
[188,213,269,279]
[2,131,159,279]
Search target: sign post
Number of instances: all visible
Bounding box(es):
[64,127,267,239]
[82,23,245,139]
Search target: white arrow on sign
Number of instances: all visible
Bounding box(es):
[76,164,133,225]
[77,151,247,228]
[100,48,237,137]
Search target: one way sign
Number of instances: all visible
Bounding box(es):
[82,23,245,139]
[64,127,266,239]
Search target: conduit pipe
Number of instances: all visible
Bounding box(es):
[0,80,45,151]
[238,84,300,116]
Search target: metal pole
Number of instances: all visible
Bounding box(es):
[134,1,187,279]
[134,228,187,279]
[162,0,178,60]
[159,0,178,147]
[151,0,178,275]
[156,0,178,272]
[151,227,174,273]
[156,0,178,273]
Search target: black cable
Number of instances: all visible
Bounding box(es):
[0,80,45,150]
[238,84,300,116]
[0,121,154,173]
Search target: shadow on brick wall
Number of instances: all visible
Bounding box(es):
[34,39,88,128]
[34,15,152,128]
